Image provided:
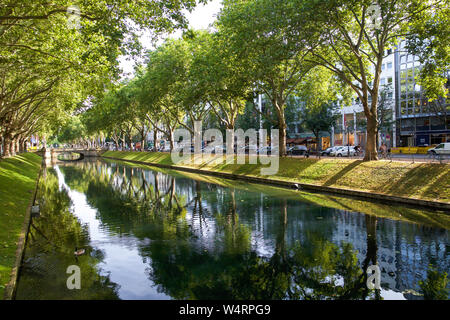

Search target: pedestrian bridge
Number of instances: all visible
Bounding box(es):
[39,148,103,162]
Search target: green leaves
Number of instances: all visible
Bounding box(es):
[0,0,205,149]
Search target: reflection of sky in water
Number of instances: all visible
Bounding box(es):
[56,166,170,300]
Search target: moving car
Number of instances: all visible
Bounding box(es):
[428,143,450,155]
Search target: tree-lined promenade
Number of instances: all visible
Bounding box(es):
[0,0,207,158]
[1,0,449,161]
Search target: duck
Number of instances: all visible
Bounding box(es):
[74,247,85,256]
[291,183,301,190]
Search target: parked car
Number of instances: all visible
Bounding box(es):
[189,144,207,153]
[238,145,258,154]
[428,142,450,155]
[287,145,308,155]
[321,146,342,156]
[331,146,357,157]
[257,146,279,155]
[211,144,227,154]
[159,145,171,152]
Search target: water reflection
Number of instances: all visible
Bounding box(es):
[16,160,449,300]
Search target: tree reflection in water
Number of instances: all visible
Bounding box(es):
[16,160,449,300]
[16,164,120,299]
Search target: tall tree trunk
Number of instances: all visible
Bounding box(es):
[168,129,174,152]
[274,97,287,156]
[2,134,12,158]
[153,129,158,152]
[19,137,26,153]
[365,113,378,161]
[278,114,287,156]
[9,139,16,157]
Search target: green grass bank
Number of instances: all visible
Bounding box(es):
[102,151,450,204]
[0,153,41,299]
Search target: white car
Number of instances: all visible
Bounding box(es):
[238,145,258,154]
[321,146,342,156]
[331,146,356,157]
[428,143,450,155]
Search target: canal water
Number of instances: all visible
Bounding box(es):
[15,159,449,300]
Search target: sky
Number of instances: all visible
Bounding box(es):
[119,0,223,79]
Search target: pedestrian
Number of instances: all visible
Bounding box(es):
[380,143,387,158]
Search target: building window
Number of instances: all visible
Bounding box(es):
[415,101,421,114]
[416,117,430,131]
[380,78,386,85]
[408,100,413,113]
[381,64,385,71]
[387,62,393,69]
[388,77,393,84]
[401,101,407,115]
[431,117,445,130]
[431,134,446,145]
[407,68,413,78]
[401,119,414,131]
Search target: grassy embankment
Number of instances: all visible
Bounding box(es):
[0,153,41,299]
[102,151,450,203]
[102,157,450,229]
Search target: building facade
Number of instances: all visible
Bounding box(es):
[333,49,397,149]
[395,40,450,147]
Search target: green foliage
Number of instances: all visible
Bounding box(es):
[0,0,206,153]
[419,265,449,300]
[302,102,340,141]
[57,117,87,143]
[406,2,450,101]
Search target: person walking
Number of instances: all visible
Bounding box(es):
[380,143,387,159]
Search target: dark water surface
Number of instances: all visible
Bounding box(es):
[15,159,449,300]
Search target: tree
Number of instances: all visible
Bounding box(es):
[188,30,250,144]
[217,0,322,156]
[290,0,445,160]
[302,102,340,150]
[0,0,207,157]
[140,39,188,151]
[405,3,450,101]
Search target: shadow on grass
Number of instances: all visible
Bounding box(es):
[420,168,450,201]
[323,160,363,187]
[219,156,318,178]
[383,164,446,199]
